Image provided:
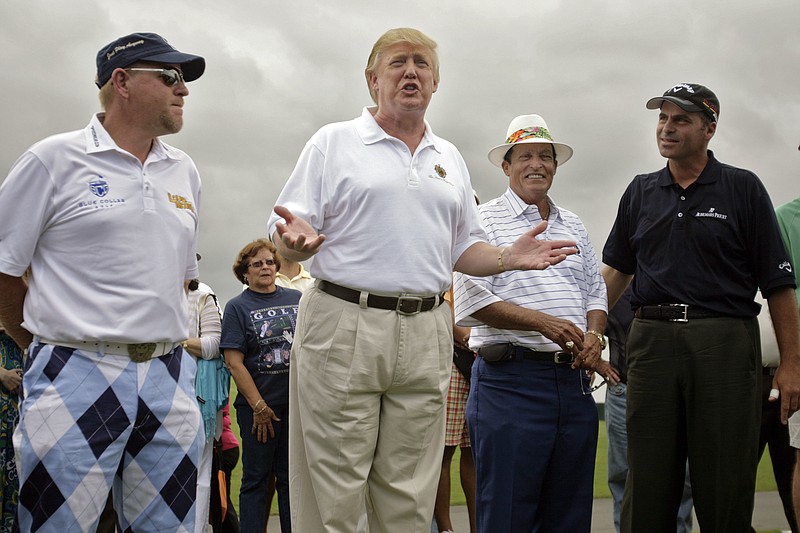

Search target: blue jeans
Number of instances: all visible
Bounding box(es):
[236,404,290,533]
[606,382,693,533]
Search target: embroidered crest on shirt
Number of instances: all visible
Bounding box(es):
[779,261,793,273]
[694,207,727,220]
[78,176,125,209]
[89,177,109,197]
[428,164,453,185]
[168,192,195,212]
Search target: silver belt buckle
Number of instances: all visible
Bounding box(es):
[396,296,423,315]
[667,304,689,322]
[128,343,157,362]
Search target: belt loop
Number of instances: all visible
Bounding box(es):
[359,290,369,309]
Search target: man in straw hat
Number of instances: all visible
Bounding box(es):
[453,113,617,532]
[602,83,800,533]
[0,32,206,531]
[268,29,578,533]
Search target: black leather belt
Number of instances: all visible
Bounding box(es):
[634,304,726,322]
[515,346,575,364]
[318,280,446,315]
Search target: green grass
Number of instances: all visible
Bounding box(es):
[226,382,779,516]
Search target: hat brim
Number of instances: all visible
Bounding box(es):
[488,139,573,168]
[645,96,704,114]
[140,51,205,82]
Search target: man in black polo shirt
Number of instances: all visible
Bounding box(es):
[602,83,800,533]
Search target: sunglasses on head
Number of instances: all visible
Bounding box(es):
[124,67,185,87]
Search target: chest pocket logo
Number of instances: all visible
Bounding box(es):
[168,193,195,213]
[89,177,109,197]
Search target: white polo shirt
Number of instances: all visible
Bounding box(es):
[268,107,485,294]
[0,114,201,343]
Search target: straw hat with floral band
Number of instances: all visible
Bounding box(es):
[487,114,574,168]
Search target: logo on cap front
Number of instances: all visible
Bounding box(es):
[106,39,145,61]
[669,83,695,94]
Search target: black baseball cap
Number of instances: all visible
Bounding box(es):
[646,83,720,123]
[96,32,205,88]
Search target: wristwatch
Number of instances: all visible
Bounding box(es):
[586,329,606,349]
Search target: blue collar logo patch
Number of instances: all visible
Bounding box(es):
[89,177,109,197]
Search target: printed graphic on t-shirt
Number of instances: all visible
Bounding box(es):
[250,305,296,374]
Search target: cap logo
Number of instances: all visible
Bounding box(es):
[669,83,695,94]
[506,127,553,144]
[105,39,145,61]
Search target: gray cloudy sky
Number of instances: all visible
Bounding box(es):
[2,0,798,353]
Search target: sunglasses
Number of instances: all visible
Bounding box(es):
[580,370,607,396]
[125,67,185,87]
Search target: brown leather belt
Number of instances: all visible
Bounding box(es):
[318,280,446,316]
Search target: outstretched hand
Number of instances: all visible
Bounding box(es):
[503,221,577,271]
[273,205,326,260]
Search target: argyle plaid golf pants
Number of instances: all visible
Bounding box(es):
[13,342,203,532]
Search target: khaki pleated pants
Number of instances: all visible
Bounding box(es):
[289,285,453,533]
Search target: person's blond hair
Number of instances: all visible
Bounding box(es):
[98,79,114,110]
[364,28,439,104]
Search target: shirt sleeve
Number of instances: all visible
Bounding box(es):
[220,299,247,352]
[267,136,327,238]
[576,218,608,313]
[452,271,502,327]
[748,176,796,295]
[602,180,637,275]
[0,151,57,276]
[198,293,222,360]
[450,155,488,266]
[185,160,202,281]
